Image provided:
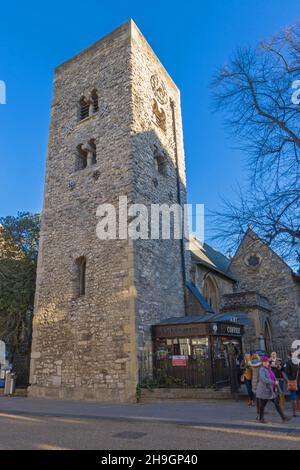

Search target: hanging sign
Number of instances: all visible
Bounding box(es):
[172,355,187,366]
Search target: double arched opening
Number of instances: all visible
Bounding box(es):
[78,89,99,122]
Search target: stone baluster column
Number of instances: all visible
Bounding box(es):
[88,96,94,116]
[83,143,94,167]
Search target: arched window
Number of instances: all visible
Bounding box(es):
[75,256,86,297]
[78,97,90,121]
[264,319,273,353]
[203,275,220,313]
[90,90,99,113]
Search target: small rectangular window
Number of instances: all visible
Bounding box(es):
[75,256,86,296]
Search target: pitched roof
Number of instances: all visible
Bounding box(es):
[155,312,252,327]
[189,235,236,281]
[231,227,296,276]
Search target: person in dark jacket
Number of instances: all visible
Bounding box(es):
[269,352,285,410]
[284,351,300,417]
[241,354,255,406]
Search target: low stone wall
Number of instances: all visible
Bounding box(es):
[141,388,233,402]
[0,388,28,397]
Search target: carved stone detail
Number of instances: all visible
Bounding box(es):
[152,99,166,132]
[150,74,168,105]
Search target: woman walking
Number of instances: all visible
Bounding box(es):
[241,354,254,406]
[256,357,288,424]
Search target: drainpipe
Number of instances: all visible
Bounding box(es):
[170,98,188,315]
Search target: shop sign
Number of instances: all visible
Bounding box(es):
[226,325,241,335]
[172,355,187,366]
[154,321,243,339]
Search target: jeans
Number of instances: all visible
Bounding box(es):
[259,397,285,421]
[290,390,298,401]
[245,379,254,401]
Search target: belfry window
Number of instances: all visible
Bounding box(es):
[78,91,99,122]
[79,97,89,121]
[91,90,99,113]
[75,256,86,297]
[75,141,97,171]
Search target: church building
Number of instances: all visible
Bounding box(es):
[188,228,300,352]
[27,20,300,402]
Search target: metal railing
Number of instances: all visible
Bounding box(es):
[139,351,239,391]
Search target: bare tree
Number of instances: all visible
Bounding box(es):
[212,22,300,267]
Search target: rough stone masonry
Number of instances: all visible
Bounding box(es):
[29,20,189,402]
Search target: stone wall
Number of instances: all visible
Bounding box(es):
[30,21,138,402]
[222,291,272,352]
[230,229,300,346]
[130,24,187,361]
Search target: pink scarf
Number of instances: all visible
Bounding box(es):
[266,367,276,391]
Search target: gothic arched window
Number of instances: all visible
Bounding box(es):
[264,319,273,353]
[203,275,220,313]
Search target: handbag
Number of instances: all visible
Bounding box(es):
[288,365,299,392]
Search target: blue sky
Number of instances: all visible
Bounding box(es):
[0,0,299,246]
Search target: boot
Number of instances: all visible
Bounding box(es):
[292,401,298,418]
[276,400,288,422]
[280,394,285,411]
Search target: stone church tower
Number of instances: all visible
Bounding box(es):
[29,20,188,402]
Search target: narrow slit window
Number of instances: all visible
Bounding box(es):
[75,256,86,297]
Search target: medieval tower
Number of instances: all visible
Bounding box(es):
[29,20,188,402]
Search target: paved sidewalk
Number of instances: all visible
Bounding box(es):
[1,397,300,434]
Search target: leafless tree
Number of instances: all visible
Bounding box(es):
[212,22,300,268]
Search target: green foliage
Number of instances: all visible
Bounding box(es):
[140,370,187,389]
[0,212,40,353]
[0,212,40,261]
[136,384,142,403]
